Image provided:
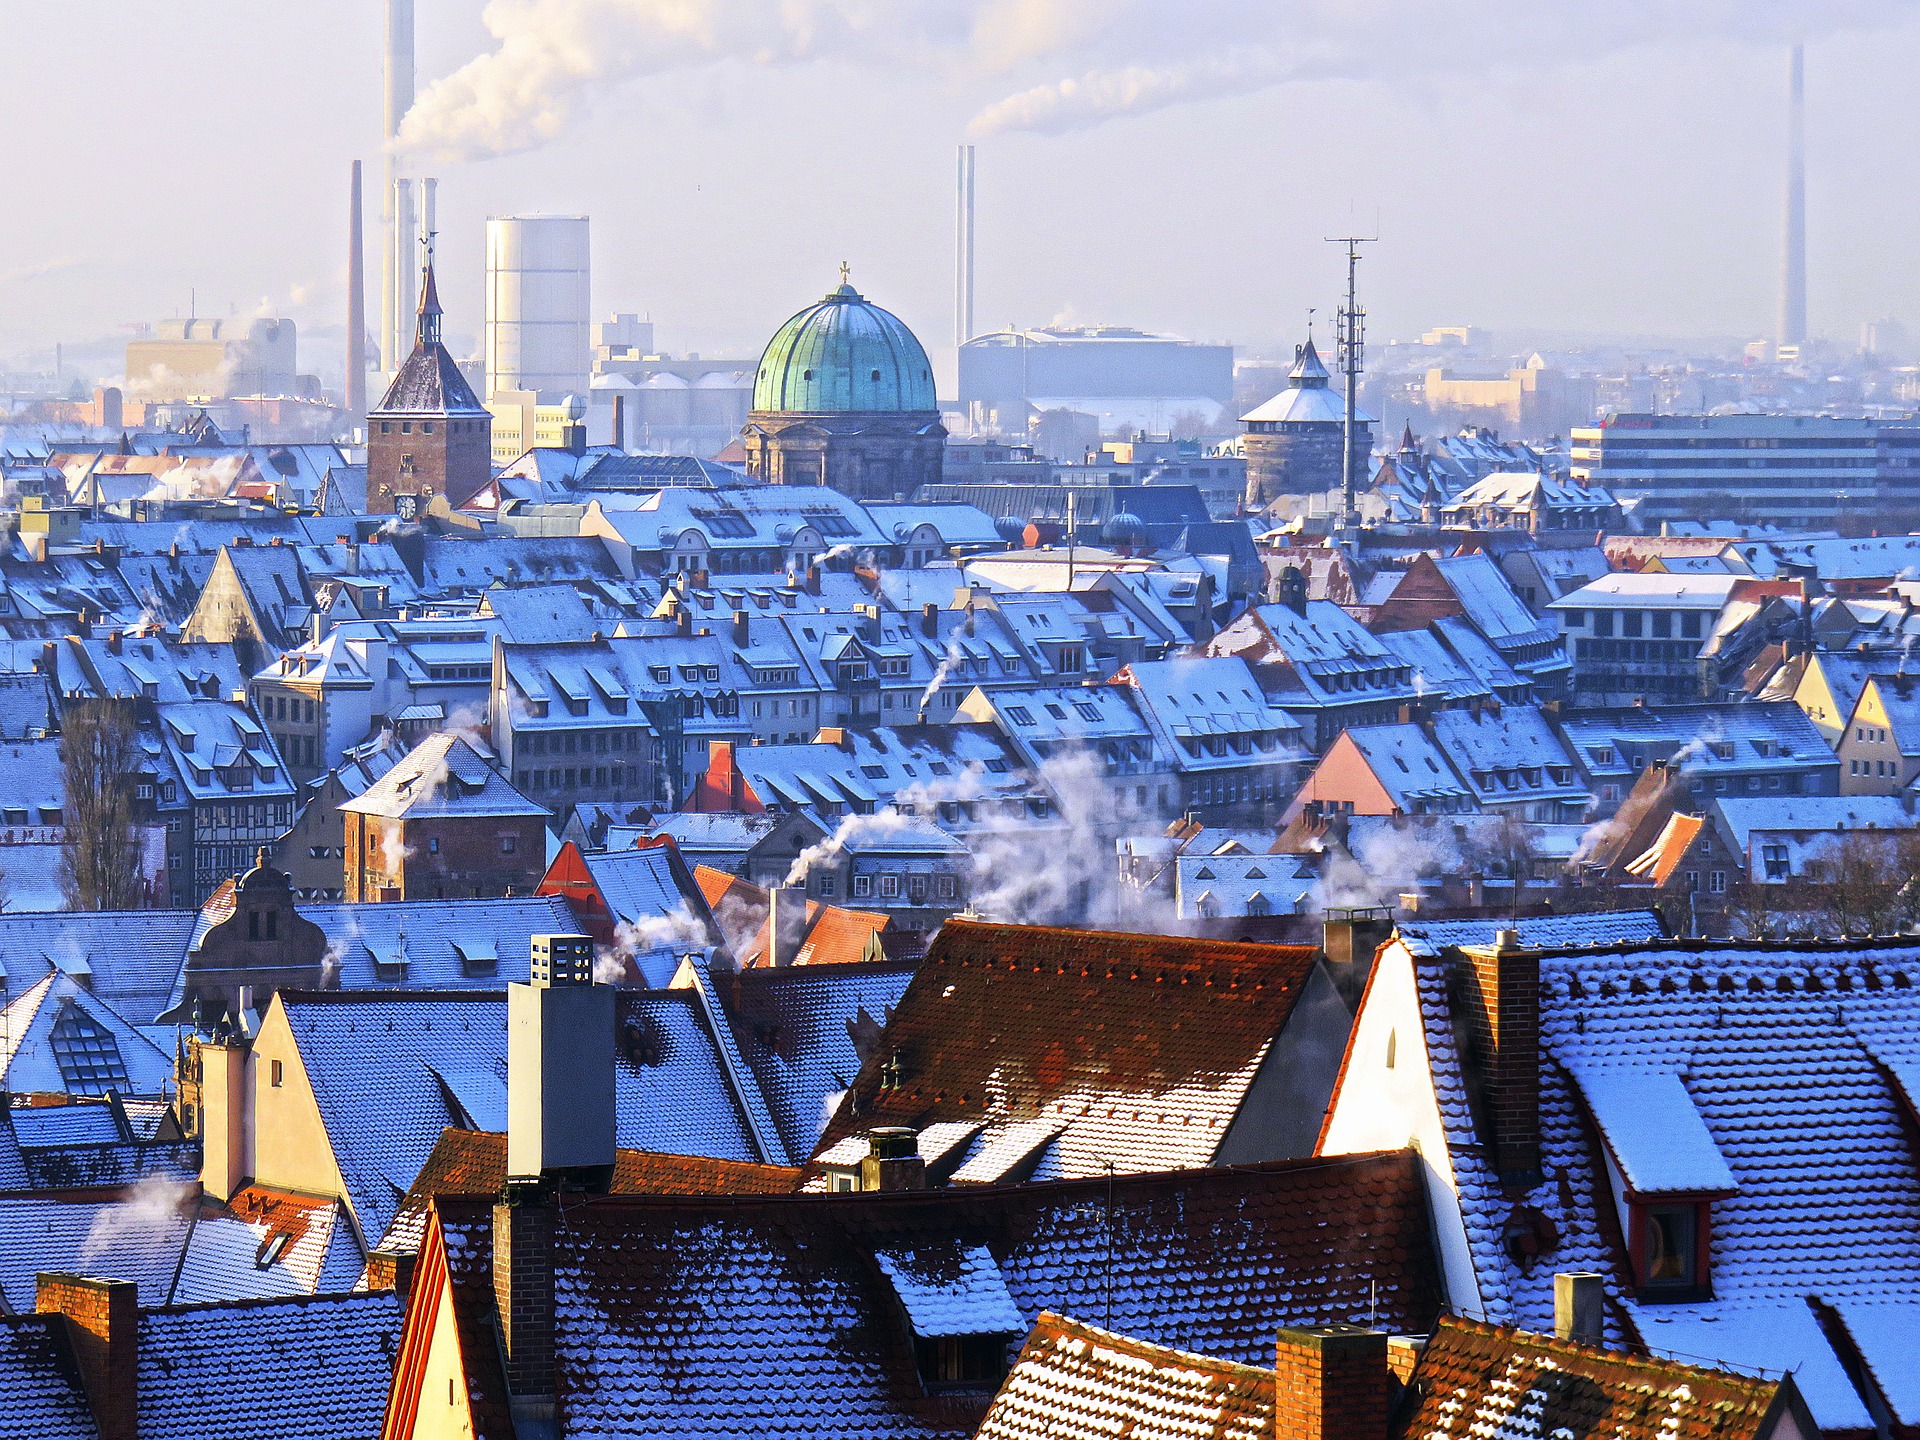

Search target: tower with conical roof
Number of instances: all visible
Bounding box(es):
[742,272,946,501]
[1239,334,1373,511]
[367,255,492,514]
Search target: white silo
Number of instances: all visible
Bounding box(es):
[485,215,592,402]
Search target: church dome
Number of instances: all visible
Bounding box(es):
[1104,511,1148,546]
[752,278,937,415]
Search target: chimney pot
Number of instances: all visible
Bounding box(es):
[1554,1272,1604,1345]
[861,1126,927,1191]
[767,886,807,968]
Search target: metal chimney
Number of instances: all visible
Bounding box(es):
[346,160,366,418]
[1779,43,1806,351]
[507,935,615,1186]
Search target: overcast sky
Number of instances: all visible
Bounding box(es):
[1,1,1916,384]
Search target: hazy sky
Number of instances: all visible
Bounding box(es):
[2,0,1917,386]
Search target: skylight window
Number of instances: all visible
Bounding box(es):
[49,1000,130,1095]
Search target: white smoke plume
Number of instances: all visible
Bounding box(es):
[783,807,914,888]
[80,1175,194,1264]
[917,634,967,717]
[395,0,1899,162]
[593,903,716,983]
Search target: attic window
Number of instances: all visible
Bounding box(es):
[255,1233,292,1269]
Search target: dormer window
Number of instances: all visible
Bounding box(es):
[1570,1063,1734,1305]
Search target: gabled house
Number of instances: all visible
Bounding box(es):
[1287,723,1479,821]
[811,920,1352,1182]
[1317,925,1920,1437]
[1370,553,1572,700]
[0,973,173,1099]
[535,840,719,982]
[1837,672,1920,795]
[1203,598,1418,752]
[191,972,792,1247]
[338,733,550,903]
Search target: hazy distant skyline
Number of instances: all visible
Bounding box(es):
[2,1,1918,388]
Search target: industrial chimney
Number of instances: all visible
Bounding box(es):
[346,160,366,418]
[382,0,415,376]
[1779,42,1807,353]
[954,144,976,351]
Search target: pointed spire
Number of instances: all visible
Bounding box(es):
[415,258,442,348]
[1400,421,1418,453]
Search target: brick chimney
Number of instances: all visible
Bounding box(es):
[1461,929,1541,1185]
[38,1274,138,1440]
[920,602,939,638]
[1274,1325,1389,1440]
[805,562,822,596]
[732,609,750,647]
[1321,906,1393,1008]
[860,1127,926,1191]
[493,1195,557,1417]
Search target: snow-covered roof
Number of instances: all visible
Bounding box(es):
[338,732,548,820]
[1548,573,1743,610]
[1393,933,1920,1433]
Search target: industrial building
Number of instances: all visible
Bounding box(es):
[124,318,301,401]
[957,325,1234,446]
[485,214,592,401]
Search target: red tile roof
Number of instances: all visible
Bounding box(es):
[1401,1317,1801,1440]
[813,920,1321,1177]
[980,1312,1273,1440]
[376,1127,801,1257]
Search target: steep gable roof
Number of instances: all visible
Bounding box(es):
[421,1150,1438,1440]
[1340,934,1920,1435]
[1400,1316,1802,1440]
[338,732,547,820]
[0,1313,93,1440]
[813,920,1321,1179]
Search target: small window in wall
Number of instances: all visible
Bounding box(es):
[1385,1030,1397,1069]
[501,834,517,855]
[271,1059,285,1088]
[914,1335,1007,1389]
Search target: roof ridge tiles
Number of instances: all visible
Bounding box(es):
[137,1288,396,1319]
[491,1150,1419,1217]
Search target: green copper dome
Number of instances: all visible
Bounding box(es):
[752,280,937,414]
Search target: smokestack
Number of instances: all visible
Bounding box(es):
[954,144,975,350]
[346,160,366,418]
[382,0,415,376]
[421,176,438,249]
[1779,42,1806,351]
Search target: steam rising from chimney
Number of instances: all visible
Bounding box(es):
[389,0,1893,162]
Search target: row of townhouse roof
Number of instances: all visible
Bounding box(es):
[0,866,1908,1439]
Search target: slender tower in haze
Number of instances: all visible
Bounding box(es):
[1779,42,1807,351]
[383,0,416,376]
[346,160,366,418]
[955,144,976,351]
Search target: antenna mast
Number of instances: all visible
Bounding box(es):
[1326,233,1377,533]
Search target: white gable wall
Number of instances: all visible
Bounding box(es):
[1316,939,1486,1319]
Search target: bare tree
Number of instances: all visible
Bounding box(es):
[1800,831,1920,937]
[58,700,147,912]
